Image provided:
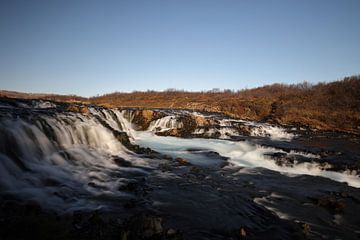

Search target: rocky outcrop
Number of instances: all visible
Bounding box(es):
[235,124,253,136]
[66,104,90,114]
[192,115,216,127]
[129,110,166,130]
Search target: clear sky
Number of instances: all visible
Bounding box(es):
[0,0,359,96]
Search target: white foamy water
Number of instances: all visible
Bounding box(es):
[129,127,360,188]
[220,118,295,140]
[250,124,294,140]
[148,116,183,132]
[32,100,57,109]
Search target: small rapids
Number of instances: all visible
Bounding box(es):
[133,131,360,188]
[148,116,183,132]
[127,112,360,188]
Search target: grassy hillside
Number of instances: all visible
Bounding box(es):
[1,76,359,134]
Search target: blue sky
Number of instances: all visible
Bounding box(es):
[0,0,359,96]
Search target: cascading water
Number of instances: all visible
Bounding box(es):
[148,116,183,132]
[0,104,148,212]
[129,111,360,188]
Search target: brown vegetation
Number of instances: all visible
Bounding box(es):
[1,76,359,134]
[65,105,90,114]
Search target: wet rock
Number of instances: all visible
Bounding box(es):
[190,166,202,173]
[264,152,296,167]
[121,214,164,239]
[170,115,197,137]
[236,124,253,136]
[43,178,62,187]
[204,151,229,160]
[123,199,137,209]
[191,115,216,127]
[131,110,166,130]
[166,229,183,240]
[118,181,139,192]
[340,191,349,198]
[163,155,173,160]
[156,128,179,137]
[113,157,132,167]
[88,182,108,190]
[113,131,132,147]
[175,157,191,166]
[160,163,172,172]
[72,211,85,229]
[24,200,42,215]
[316,196,346,213]
[144,151,163,159]
[113,130,157,155]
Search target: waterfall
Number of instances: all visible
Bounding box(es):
[148,116,183,132]
[0,105,145,212]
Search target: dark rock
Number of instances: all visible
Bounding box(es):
[130,110,166,130]
[236,124,253,136]
[159,163,172,172]
[121,214,164,239]
[123,199,137,209]
[175,157,191,166]
[317,196,346,212]
[190,166,202,173]
[118,181,138,192]
[163,155,173,160]
[264,152,295,167]
[113,157,132,167]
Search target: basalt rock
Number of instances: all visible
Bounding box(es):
[131,110,166,130]
[235,124,253,136]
